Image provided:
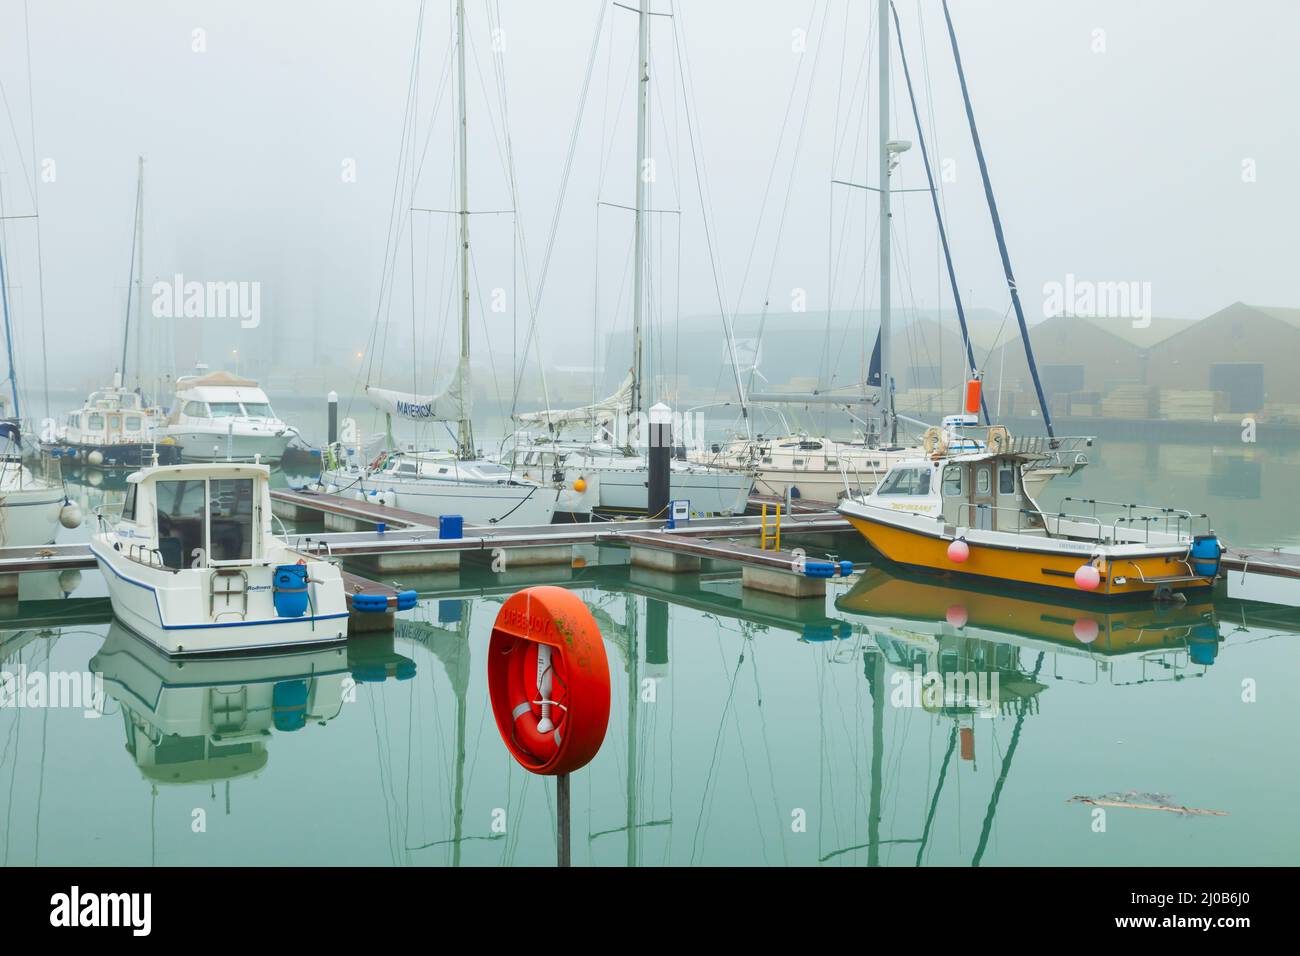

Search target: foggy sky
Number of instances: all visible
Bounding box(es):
[1,0,1296,402]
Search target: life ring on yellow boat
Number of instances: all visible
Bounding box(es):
[922,426,946,458]
[986,425,1010,455]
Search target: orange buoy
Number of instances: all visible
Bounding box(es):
[964,377,982,415]
[488,586,610,775]
[573,477,587,493]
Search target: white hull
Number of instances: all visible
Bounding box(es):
[324,471,560,526]
[0,485,64,547]
[580,465,752,516]
[158,428,293,462]
[90,541,349,655]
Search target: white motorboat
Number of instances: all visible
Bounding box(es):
[322,448,562,526]
[157,369,297,462]
[90,461,349,655]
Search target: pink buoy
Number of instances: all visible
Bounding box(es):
[1072,617,1100,644]
[945,604,968,628]
[1074,563,1101,591]
[947,539,970,563]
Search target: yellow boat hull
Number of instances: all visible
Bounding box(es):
[843,512,1212,599]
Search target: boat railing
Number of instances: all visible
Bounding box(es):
[950,502,1105,538]
[1060,496,1210,541]
[1013,434,1094,471]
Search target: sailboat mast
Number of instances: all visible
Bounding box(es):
[455,0,475,459]
[0,239,18,421]
[876,0,895,445]
[629,0,649,428]
[134,156,145,397]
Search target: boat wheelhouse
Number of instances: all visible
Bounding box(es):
[90,461,348,654]
[838,422,1224,601]
[157,370,297,462]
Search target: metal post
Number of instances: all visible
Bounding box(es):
[647,402,671,518]
[557,772,571,868]
[327,390,338,445]
[630,0,650,425]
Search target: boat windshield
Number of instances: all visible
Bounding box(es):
[876,466,932,497]
[209,403,243,418]
[242,402,274,418]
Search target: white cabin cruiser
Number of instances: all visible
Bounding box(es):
[157,370,297,462]
[321,447,562,526]
[90,461,349,655]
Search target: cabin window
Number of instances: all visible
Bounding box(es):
[122,484,137,521]
[66,414,78,428]
[396,462,418,476]
[942,466,962,497]
[792,458,805,466]
[87,413,104,431]
[125,415,142,431]
[209,478,255,562]
[242,402,274,417]
[998,467,1015,495]
[976,468,992,495]
[155,479,207,569]
[209,402,242,418]
[184,401,207,417]
[876,467,931,497]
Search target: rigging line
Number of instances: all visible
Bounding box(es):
[729,0,820,321]
[746,638,790,865]
[667,2,745,414]
[891,1,988,422]
[821,17,877,394]
[940,0,1053,436]
[21,0,49,420]
[972,650,1043,867]
[0,78,36,209]
[506,0,608,419]
[688,626,746,866]
[914,724,958,866]
[349,0,430,415]
[743,0,832,403]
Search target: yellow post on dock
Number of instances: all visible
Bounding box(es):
[760,503,782,551]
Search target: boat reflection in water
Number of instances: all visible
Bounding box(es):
[90,621,352,785]
[836,563,1224,691]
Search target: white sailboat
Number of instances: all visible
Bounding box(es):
[502,0,753,518]
[321,0,561,527]
[690,1,1090,503]
[0,215,79,546]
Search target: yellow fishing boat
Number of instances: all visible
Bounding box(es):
[837,405,1225,601]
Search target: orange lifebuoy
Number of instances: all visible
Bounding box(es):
[488,586,610,775]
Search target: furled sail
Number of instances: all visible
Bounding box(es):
[367,360,470,422]
[515,372,633,431]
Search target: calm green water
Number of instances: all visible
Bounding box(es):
[2,437,1298,866]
